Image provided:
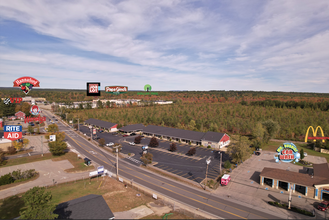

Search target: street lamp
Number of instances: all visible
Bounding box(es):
[205,157,211,190]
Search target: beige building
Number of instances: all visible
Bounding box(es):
[0,138,12,151]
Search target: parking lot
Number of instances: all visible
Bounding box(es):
[78,125,231,183]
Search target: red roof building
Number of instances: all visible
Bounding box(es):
[15,111,26,119]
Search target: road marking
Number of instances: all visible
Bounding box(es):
[65,128,263,219]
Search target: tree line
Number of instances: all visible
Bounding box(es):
[242,99,329,111]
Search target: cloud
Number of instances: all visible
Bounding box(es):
[0,0,329,92]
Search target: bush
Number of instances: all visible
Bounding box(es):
[224,160,231,169]
[7,146,17,155]
[169,143,177,152]
[189,142,191,145]
[207,145,211,148]
[0,174,14,186]
[128,153,131,156]
[149,137,159,147]
[187,148,196,156]
[0,150,6,166]
[134,136,142,144]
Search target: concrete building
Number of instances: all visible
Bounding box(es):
[84,118,118,132]
[0,138,12,152]
[260,163,329,201]
[119,123,145,134]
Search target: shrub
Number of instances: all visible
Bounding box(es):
[187,148,196,156]
[169,143,177,152]
[0,174,14,186]
[224,160,231,169]
[134,136,142,144]
[128,153,131,156]
[207,145,211,148]
[179,140,181,143]
[7,146,17,155]
[189,142,191,145]
[149,137,159,147]
[300,149,304,160]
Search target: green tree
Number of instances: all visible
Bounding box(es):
[261,119,280,143]
[78,103,84,109]
[99,138,105,147]
[20,186,58,219]
[48,140,67,156]
[227,135,251,164]
[224,160,231,169]
[23,138,30,149]
[0,149,7,165]
[300,149,304,160]
[140,153,153,166]
[47,124,59,133]
[188,120,196,131]
[97,100,103,109]
[27,125,34,134]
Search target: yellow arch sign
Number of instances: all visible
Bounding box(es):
[305,126,325,143]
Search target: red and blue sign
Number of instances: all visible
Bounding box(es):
[274,142,300,163]
[4,125,22,141]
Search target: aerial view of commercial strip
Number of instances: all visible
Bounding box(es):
[1,1,329,219]
[0,76,329,220]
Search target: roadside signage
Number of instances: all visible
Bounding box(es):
[97,166,104,174]
[119,177,123,182]
[93,128,96,135]
[105,86,128,95]
[274,142,300,163]
[4,125,22,141]
[49,135,56,142]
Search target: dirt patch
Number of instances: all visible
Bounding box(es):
[147,202,171,216]
[101,177,154,212]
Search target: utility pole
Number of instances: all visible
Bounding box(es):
[288,184,293,209]
[41,135,43,156]
[78,118,79,131]
[205,157,211,190]
[219,151,222,176]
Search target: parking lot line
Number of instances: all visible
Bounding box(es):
[173,171,183,175]
[165,168,174,172]
[181,173,189,177]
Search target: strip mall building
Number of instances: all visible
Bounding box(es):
[260,163,329,201]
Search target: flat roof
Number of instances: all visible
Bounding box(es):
[85,118,117,129]
[119,123,145,132]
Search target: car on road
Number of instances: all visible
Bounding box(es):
[112,132,118,135]
[129,142,135,145]
[317,201,329,211]
[93,137,100,140]
[123,134,129,137]
[106,142,114,146]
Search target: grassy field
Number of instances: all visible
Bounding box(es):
[0,176,189,219]
[1,152,95,172]
[262,141,329,163]
[5,149,33,156]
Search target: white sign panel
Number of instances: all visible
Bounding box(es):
[69,120,73,123]
[93,128,96,135]
[97,166,104,174]
[89,171,98,177]
[49,135,56,142]
[119,177,123,182]
[153,194,157,200]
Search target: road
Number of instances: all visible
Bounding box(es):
[41,110,283,219]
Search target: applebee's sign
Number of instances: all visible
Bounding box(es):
[105,86,128,95]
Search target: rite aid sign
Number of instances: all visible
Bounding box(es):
[4,125,22,141]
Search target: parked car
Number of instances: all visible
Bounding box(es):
[112,132,118,135]
[317,201,329,211]
[123,134,129,137]
[93,137,100,140]
[130,133,136,136]
[106,142,114,147]
[304,152,308,157]
[255,152,261,156]
[129,142,135,145]
[55,119,58,121]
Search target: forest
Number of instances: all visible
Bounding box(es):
[1,88,329,142]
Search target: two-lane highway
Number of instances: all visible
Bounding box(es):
[42,110,283,219]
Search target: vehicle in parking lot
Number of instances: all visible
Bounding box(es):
[130,133,136,136]
[93,136,100,140]
[55,119,58,121]
[123,134,129,137]
[255,152,261,156]
[304,152,308,157]
[112,132,118,135]
[317,201,329,211]
[129,142,135,145]
[106,142,114,146]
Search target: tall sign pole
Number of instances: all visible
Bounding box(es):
[78,118,80,131]
[219,152,222,175]
[205,157,211,190]
[116,148,119,179]
[288,184,293,209]
[41,135,43,157]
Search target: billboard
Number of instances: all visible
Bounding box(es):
[274,143,300,163]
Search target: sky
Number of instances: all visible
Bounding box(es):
[0,0,329,92]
